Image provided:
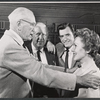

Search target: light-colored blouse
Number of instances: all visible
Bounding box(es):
[74,57,100,98]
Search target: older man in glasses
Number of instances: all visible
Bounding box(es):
[0,7,100,98]
[26,22,59,98]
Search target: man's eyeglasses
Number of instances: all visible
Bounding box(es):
[35,32,47,38]
[20,19,36,27]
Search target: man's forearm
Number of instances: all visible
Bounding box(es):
[45,64,64,72]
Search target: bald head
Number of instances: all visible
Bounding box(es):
[8,7,37,41]
[8,7,36,29]
[36,22,48,36]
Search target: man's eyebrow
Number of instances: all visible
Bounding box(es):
[60,33,70,35]
[66,33,70,34]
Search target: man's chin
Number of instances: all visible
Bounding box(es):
[37,45,44,48]
[37,43,44,46]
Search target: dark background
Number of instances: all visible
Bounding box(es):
[0,3,100,45]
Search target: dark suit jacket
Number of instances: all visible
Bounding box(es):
[26,43,59,97]
[26,43,56,65]
[0,30,76,98]
[56,43,77,68]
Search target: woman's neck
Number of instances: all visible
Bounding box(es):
[80,54,92,64]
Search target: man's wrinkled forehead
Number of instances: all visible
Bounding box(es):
[8,7,36,24]
[59,26,73,36]
[34,26,42,34]
[34,26,47,35]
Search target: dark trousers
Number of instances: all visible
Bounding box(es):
[33,82,59,98]
[60,84,80,98]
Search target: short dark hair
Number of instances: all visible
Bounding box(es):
[57,23,75,36]
[75,28,100,58]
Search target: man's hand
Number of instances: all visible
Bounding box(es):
[76,71,100,89]
[46,41,55,54]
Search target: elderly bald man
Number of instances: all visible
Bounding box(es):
[0,7,100,98]
[26,22,59,98]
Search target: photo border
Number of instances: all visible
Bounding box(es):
[0,1,100,100]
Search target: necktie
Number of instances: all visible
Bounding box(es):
[37,50,41,61]
[34,50,43,97]
[23,43,26,48]
[64,48,69,72]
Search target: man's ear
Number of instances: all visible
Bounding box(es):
[86,49,91,54]
[17,20,21,31]
[17,20,21,26]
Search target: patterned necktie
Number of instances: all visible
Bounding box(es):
[37,50,41,61]
[64,48,69,72]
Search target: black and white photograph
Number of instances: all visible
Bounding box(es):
[0,2,100,98]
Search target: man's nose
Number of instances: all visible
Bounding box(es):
[30,26,35,34]
[30,30,34,35]
[63,35,68,40]
[39,34,43,39]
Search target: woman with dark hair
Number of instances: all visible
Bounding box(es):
[68,28,100,98]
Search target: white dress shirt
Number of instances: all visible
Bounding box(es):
[74,56,100,98]
[31,42,48,64]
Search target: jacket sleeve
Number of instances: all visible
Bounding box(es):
[2,44,76,91]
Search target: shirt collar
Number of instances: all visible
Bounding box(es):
[31,42,37,53]
[68,45,74,52]
[9,29,24,46]
[81,56,94,70]
[40,48,44,52]
[60,45,74,58]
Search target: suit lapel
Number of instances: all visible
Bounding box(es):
[59,57,65,67]
[44,49,49,64]
[56,43,77,68]
[44,48,55,65]
[58,47,65,67]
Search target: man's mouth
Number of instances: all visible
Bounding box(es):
[38,41,44,43]
[64,40,70,44]
[38,41,43,42]
[30,34,33,37]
